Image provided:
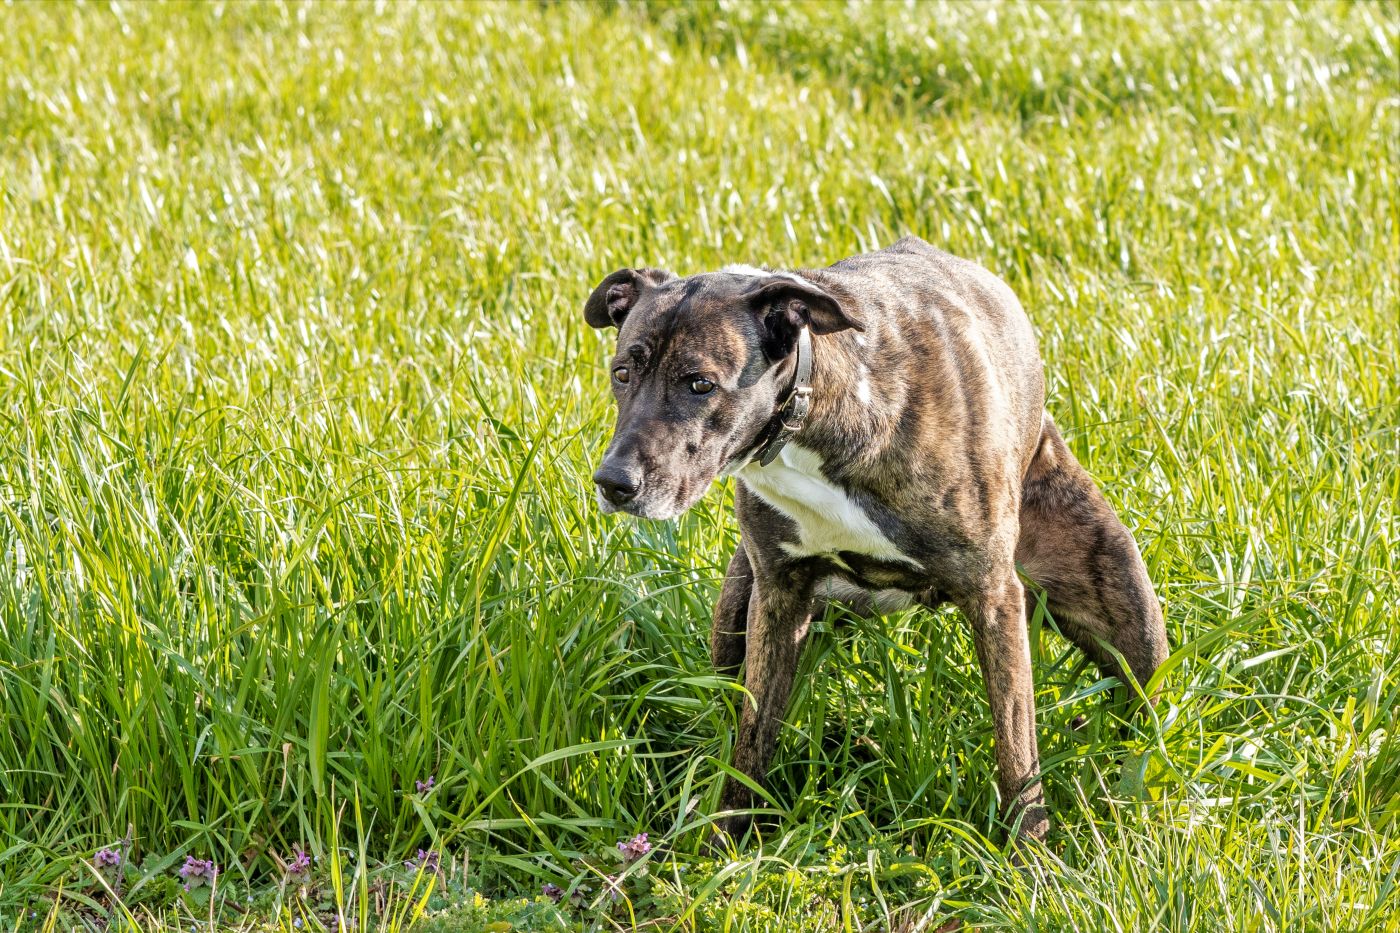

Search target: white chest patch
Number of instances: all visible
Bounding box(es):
[735,444,918,569]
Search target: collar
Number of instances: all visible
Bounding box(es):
[750,326,813,467]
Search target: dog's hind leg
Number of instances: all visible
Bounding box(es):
[711,541,753,675]
[1016,415,1169,696]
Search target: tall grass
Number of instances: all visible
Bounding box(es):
[0,1,1396,929]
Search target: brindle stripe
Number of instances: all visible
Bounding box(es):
[916,296,992,524]
[1089,521,1114,633]
[647,277,709,365]
[945,341,993,523]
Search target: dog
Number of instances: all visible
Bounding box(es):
[585,236,1168,844]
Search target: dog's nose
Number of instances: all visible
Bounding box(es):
[593,464,640,506]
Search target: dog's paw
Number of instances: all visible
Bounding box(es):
[1003,802,1051,868]
[1007,819,1051,869]
[703,814,751,855]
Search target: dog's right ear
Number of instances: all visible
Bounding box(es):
[584,268,674,329]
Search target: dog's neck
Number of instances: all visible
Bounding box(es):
[763,326,906,472]
[749,327,814,467]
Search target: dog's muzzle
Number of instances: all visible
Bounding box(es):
[593,461,641,507]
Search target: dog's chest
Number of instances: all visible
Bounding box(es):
[735,445,917,569]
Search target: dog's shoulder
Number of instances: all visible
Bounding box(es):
[882,235,945,258]
[819,236,990,286]
[836,235,956,266]
[806,237,1024,324]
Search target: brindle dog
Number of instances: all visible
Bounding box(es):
[585,236,1168,844]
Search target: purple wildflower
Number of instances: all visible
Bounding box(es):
[415,776,435,794]
[602,874,624,903]
[568,883,591,908]
[287,848,311,876]
[404,848,440,874]
[94,847,122,870]
[178,856,218,891]
[617,832,651,864]
[541,882,564,903]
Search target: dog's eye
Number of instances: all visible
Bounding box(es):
[690,377,715,395]
[613,366,630,385]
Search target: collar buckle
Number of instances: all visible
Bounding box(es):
[781,385,812,430]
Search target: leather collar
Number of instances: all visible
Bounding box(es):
[750,326,813,467]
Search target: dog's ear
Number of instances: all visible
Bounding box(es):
[746,276,864,357]
[584,267,674,329]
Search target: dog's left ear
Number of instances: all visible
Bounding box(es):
[746,276,864,357]
[584,267,675,329]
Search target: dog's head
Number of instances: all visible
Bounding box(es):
[585,265,863,520]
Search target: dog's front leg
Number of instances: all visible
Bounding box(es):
[713,563,815,841]
[963,567,1050,844]
[710,541,753,675]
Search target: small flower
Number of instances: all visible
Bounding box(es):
[404,849,440,874]
[617,832,651,864]
[568,883,591,908]
[94,847,122,870]
[287,848,311,876]
[178,856,218,891]
[292,920,303,930]
[414,776,435,794]
[541,882,564,903]
[602,874,624,903]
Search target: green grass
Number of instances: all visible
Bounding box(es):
[0,0,1396,929]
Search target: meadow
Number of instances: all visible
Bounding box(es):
[0,1,1397,930]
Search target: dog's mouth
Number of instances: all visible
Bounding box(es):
[595,489,685,521]
[593,426,764,522]
[594,472,717,522]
